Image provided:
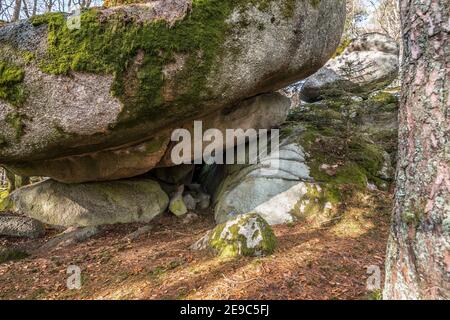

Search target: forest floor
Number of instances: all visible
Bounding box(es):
[0,189,391,300]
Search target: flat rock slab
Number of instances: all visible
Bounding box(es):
[0,214,44,238]
[10,179,169,227]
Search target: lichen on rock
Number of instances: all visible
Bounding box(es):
[0,0,346,182]
[192,213,276,258]
[9,178,169,227]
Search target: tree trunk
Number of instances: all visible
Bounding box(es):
[12,0,21,21]
[383,0,449,299]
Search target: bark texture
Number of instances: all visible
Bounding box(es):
[383,0,449,299]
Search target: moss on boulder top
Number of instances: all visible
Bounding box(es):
[104,0,148,7]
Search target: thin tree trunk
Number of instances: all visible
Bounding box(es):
[12,0,21,21]
[383,0,449,299]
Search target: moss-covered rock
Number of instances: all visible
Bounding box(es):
[211,141,313,225]
[0,61,25,106]
[300,33,399,102]
[192,213,276,258]
[9,178,169,227]
[288,92,398,191]
[209,89,398,227]
[168,186,188,216]
[0,247,29,264]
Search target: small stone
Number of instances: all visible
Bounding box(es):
[367,183,378,191]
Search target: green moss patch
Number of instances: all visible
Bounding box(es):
[368,91,398,105]
[332,35,351,58]
[0,61,25,106]
[0,247,29,264]
[287,95,397,191]
[29,1,294,132]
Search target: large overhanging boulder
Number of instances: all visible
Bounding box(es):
[300,32,399,102]
[0,0,346,182]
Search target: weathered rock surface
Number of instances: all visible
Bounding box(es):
[37,226,99,253]
[0,214,44,238]
[206,91,399,226]
[300,33,399,102]
[191,213,276,258]
[168,185,188,216]
[10,179,169,227]
[0,0,346,182]
[157,93,292,167]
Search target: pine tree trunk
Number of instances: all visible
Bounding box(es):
[383,0,449,299]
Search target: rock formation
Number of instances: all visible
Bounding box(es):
[191,212,276,258]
